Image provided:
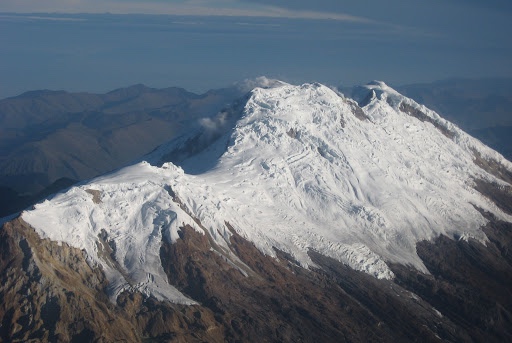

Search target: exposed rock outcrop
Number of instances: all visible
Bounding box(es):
[2,216,511,342]
[0,219,220,342]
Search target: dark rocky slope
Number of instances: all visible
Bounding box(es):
[1,214,511,342]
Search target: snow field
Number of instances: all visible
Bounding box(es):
[23,80,512,303]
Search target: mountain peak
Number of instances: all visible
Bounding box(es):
[21,80,512,304]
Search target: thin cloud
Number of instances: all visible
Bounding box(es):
[0,14,86,21]
[0,0,376,23]
[251,5,375,23]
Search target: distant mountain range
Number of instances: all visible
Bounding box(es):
[396,78,512,161]
[397,78,512,130]
[0,83,243,217]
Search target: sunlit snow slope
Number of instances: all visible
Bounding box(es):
[22,80,512,303]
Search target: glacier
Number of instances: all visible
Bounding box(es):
[22,80,512,303]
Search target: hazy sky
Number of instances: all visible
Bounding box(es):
[2,0,511,18]
[1,1,511,97]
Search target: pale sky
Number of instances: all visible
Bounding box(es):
[0,1,511,97]
[0,0,376,20]
[2,0,511,20]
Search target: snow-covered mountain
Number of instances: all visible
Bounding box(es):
[3,79,512,342]
[21,80,512,302]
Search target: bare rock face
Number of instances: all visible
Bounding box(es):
[161,225,476,342]
[0,218,137,342]
[1,215,512,342]
[0,219,220,342]
[391,211,512,342]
